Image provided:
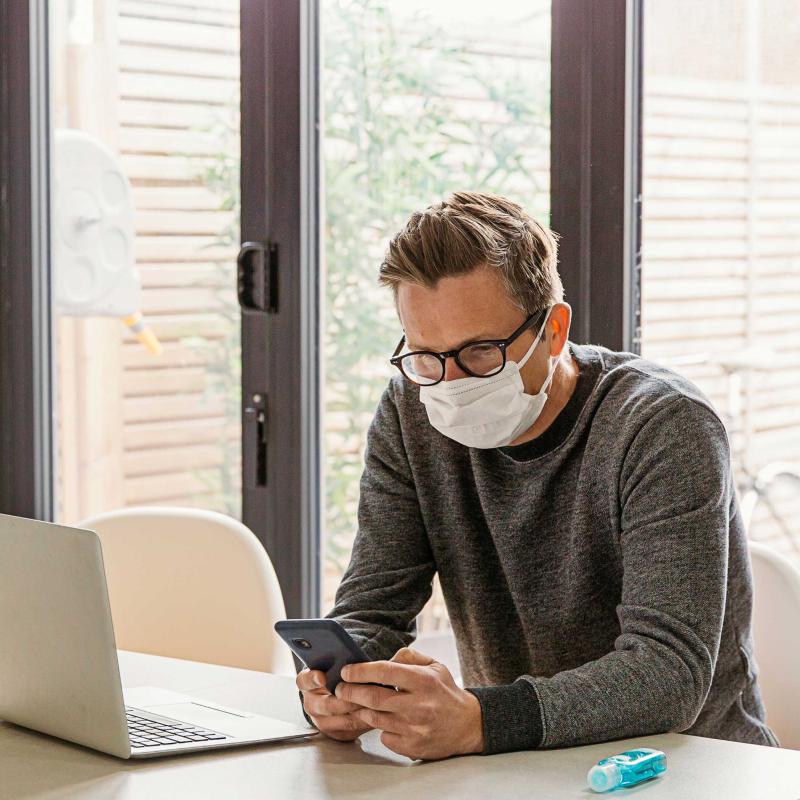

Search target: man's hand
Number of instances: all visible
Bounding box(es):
[335,647,485,761]
[296,668,373,741]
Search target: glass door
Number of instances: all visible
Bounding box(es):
[319,0,552,659]
[49,0,242,523]
[0,0,636,622]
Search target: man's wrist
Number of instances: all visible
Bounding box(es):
[460,688,485,754]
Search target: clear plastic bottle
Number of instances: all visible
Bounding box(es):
[587,747,667,793]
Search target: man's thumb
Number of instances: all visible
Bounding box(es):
[391,646,435,666]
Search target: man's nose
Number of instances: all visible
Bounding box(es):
[443,356,468,382]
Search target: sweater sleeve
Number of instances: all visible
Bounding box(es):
[324,381,437,661]
[467,396,733,752]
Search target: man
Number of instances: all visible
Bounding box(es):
[297,191,778,760]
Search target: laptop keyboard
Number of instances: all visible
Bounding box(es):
[126,707,229,749]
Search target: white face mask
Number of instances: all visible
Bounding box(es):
[419,311,559,449]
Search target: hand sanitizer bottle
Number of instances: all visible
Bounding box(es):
[587,747,667,792]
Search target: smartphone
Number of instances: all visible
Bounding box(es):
[275,618,377,693]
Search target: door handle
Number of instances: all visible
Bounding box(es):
[237,241,278,313]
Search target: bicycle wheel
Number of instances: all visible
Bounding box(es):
[746,463,800,568]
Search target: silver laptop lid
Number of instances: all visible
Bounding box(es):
[0,513,130,758]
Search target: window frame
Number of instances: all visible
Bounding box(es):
[551,0,643,353]
[0,0,54,520]
[240,0,321,618]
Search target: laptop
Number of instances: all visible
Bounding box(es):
[0,513,318,758]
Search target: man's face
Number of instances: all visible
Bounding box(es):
[396,265,554,393]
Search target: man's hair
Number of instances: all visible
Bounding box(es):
[379,191,563,315]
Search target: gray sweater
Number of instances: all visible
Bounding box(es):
[324,343,778,754]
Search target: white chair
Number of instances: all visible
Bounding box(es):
[749,540,800,749]
[78,507,295,676]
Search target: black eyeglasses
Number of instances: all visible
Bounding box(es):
[390,308,549,386]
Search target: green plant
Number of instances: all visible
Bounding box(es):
[321,0,550,591]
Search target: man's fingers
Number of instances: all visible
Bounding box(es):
[296,669,327,692]
[379,730,416,759]
[340,660,429,691]
[335,681,404,711]
[322,726,363,741]
[317,713,372,740]
[303,691,362,717]
[351,706,404,734]
[391,647,436,667]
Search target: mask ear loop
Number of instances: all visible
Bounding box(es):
[539,350,560,396]
[540,314,571,396]
[515,308,552,370]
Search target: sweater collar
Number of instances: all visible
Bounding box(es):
[497,342,603,462]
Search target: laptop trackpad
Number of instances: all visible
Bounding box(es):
[151,702,247,734]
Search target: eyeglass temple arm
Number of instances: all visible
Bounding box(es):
[391,335,406,359]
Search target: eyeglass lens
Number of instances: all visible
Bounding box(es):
[402,342,505,385]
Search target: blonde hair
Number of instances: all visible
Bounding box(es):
[379,191,563,314]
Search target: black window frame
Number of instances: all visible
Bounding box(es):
[0,0,53,521]
[551,0,643,353]
[240,0,321,618]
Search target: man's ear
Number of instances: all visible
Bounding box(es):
[549,302,572,355]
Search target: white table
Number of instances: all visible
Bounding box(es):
[2,651,799,800]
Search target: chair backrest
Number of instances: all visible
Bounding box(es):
[749,540,800,749]
[78,507,295,675]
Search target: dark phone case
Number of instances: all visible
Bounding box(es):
[275,618,379,693]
